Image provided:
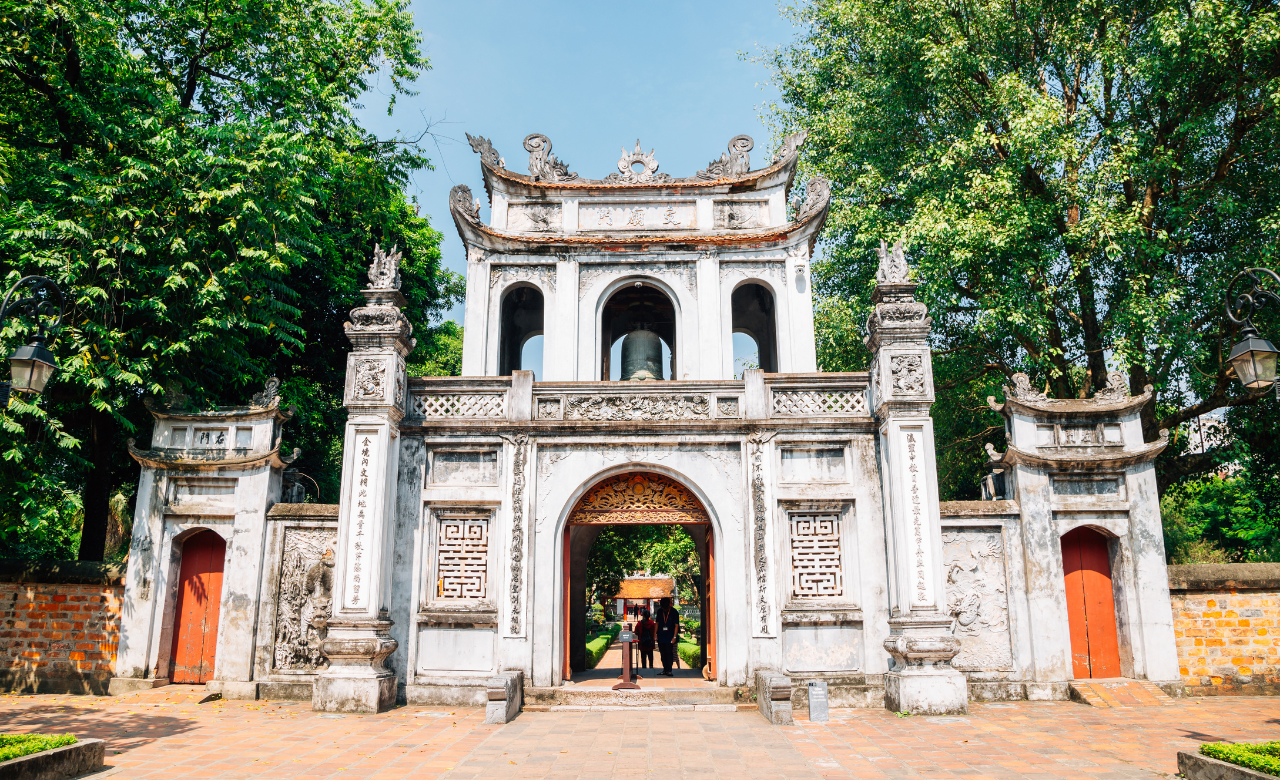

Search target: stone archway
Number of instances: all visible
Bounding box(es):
[562,472,715,681]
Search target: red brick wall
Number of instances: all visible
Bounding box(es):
[1169,564,1280,696]
[0,565,124,694]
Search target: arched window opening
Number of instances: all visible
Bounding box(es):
[731,283,777,373]
[601,282,676,380]
[731,332,760,379]
[499,285,544,376]
[520,334,544,381]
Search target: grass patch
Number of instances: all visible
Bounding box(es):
[1201,741,1280,775]
[0,734,77,762]
[584,624,621,669]
[678,641,701,670]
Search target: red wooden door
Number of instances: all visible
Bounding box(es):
[170,530,226,684]
[1061,527,1122,679]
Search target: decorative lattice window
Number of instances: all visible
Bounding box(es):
[771,389,867,417]
[412,393,506,419]
[435,517,489,599]
[789,514,844,598]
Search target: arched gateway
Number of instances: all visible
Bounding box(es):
[113,129,1179,722]
[561,472,716,681]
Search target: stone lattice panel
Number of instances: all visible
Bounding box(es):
[436,518,489,599]
[412,392,506,419]
[789,514,844,598]
[772,389,868,417]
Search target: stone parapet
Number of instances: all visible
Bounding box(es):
[1168,563,1280,696]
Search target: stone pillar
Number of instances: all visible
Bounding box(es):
[314,245,414,713]
[865,241,967,715]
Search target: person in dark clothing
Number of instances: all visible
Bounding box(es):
[654,597,680,676]
[635,608,656,669]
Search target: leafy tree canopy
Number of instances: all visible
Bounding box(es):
[0,0,463,559]
[767,0,1280,496]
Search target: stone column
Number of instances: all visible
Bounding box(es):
[865,241,967,715]
[314,245,414,713]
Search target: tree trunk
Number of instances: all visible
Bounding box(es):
[77,408,112,561]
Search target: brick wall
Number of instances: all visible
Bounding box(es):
[1169,563,1280,696]
[0,560,125,694]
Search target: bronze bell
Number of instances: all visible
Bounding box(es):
[620,330,663,381]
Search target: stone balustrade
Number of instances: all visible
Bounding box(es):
[405,371,871,426]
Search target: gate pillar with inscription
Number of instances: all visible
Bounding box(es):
[314,246,413,713]
[866,242,967,715]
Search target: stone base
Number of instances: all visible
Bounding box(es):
[404,683,487,707]
[108,677,169,696]
[884,667,968,715]
[313,673,397,713]
[789,674,886,709]
[0,737,104,779]
[207,680,259,700]
[1153,679,1186,698]
[258,681,315,701]
[1024,681,1071,701]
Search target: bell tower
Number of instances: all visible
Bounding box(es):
[451,132,827,382]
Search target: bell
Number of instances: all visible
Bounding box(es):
[620,330,663,381]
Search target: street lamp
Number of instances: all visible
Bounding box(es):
[0,276,63,398]
[1225,267,1280,392]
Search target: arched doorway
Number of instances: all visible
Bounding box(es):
[499,285,544,376]
[170,530,226,684]
[562,472,715,682]
[731,282,777,373]
[600,283,676,380]
[1061,526,1122,678]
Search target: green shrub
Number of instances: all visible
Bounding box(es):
[678,642,702,670]
[584,624,622,668]
[1201,742,1280,775]
[0,734,77,762]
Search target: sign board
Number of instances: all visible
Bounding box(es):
[807,680,829,723]
[618,631,635,643]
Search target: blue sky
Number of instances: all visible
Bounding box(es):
[356,0,802,338]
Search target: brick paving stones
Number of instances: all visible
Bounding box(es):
[1,685,1278,778]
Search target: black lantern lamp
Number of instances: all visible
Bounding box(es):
[1225,267,1280,392]
[0,276,64,398]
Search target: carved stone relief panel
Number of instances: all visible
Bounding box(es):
[579,202,696,231]
[717,397,740,418]
[490,264,557,294]
[507,203,562,233]
[789,514,844,598]
[578,262,698,301]
[536,397,563,420]
[942,527,1014,671]
[890,354,926,395]
[713,201,768,230]
[563,394,709,421]
[719,261,785,283]
[353,358,387,401]
[434,517,489,600]
[273,528,337,672]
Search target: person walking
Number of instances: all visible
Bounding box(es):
[655,597,680,676]
[635,608,656,669]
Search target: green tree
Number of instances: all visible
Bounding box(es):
[0,0,462,558]
[768,0,1280,498]
[584,525,700,615]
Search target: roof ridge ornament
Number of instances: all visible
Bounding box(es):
[450,184,482,224]
[251,377,280,408]
[696,135,753,180]
[795,177,831,222]
[465,133,504,169]
[1093,371,1131,401]
[771,129,809,164]
[524,134,577,182]
[367,243,402,290]
[604,140,672,184]
[875,239,909,284]
[1007,373,1047,402]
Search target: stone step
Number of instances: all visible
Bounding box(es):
[523,685,740,710]
[1068,678,1179,708]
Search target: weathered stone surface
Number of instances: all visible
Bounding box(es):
[0,738,104,780]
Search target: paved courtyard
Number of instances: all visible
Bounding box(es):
[1,686,1278,779]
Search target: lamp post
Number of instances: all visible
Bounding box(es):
[0,276,64,401]
[1225,267,1280,393]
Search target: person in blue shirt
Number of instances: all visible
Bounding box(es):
[654,597,680,676]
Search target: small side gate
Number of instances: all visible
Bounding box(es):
[1061,526,1122,679]
[170,530,226,684]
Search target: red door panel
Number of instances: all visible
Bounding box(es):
[1061,527,1122,679]
[170,531,225,684]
